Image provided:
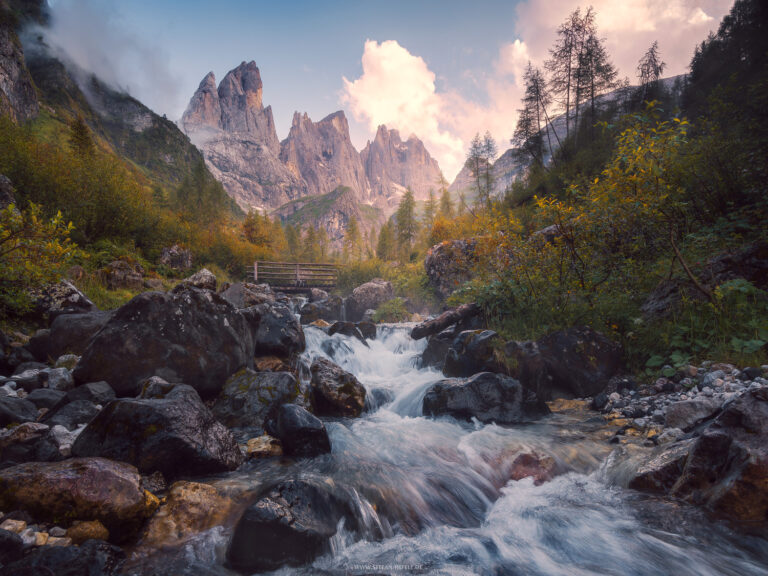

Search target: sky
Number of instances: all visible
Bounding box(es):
[41,0,734,180]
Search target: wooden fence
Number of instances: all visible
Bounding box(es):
[251,261,338,292]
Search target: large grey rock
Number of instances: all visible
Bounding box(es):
[212,369,306,429]
[175,268,217,292]
[505,326,623,401]
[346,279,393,322]
[411,303,481,340]
[160,244,192,270]
[0,21,38,123]
[0,396,38,426]
[264,403,330,458]
[424,239,476,300]
[227,480,352,572]
[664,398,722,431]
[0,539,125,576]
[72,383,243,479]
[252,302,305,357]
[220,282,274,308]
[29,280,96,321]
[300,296,343,325]
[73,287,252,398]
[423,372,549,424]
[443,329,502,377]
[309,357,366,417]
[43,310,114,360]
[101,260,144,291]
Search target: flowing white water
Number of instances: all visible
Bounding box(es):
[126,324,768,576]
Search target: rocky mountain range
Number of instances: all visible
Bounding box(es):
[181,62,444,227]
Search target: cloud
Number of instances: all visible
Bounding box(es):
[342,1,731,181]
[342,40,467,179]
[41,0,181,116]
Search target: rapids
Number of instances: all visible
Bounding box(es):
[125,324,768,576]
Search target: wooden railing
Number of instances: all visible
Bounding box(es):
[251,261,337,292]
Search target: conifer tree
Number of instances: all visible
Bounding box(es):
[396,188,417,257]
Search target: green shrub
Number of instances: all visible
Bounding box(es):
[372,298,409,323]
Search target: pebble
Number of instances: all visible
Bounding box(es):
[608,392,621,403]
[0,519,26,533]
[702,387,714,397]
[49,526,67,537]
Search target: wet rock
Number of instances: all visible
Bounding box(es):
[664,397,721,431]
[365,388,394,412]
[212,369,306,429]
[227,480,351,572]
[73,288,252,398]
[309,357,366,417]
[423,372,550,424]
[505,326,623,401]
[345,279,393,322]
[629,440,694,493]
[252,302,305,357]
[264,404,331,458]
[591,392,609,411]
[66,519,109,545]
[0,458,157,541]
[160,245,193,270]
[299,296,343,325]
[245,435,283,459]
[0,529,23,565]
[0,396,37,426]
[141,481,236,549]
[443,330,502,378]
[45,367,74,391]
[356,320,376,341]
[72,384,243,479]
[411,303,481,340]
[254,356,292,372]
[327,321,367,345]
[420,328,455,371]
[424,239,477,300]
[508,452,558,485]
[175,268,217,292]
[0,538,125,576]
[102,260,144,291]
[42,399,99,431]
[44,310,114,360]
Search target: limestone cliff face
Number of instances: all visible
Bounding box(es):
[279,111,370,202]
[361,125,442,209]
[448,150,524,204]
[0,2,38,122]
[181,62,304,210]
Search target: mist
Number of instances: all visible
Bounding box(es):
[39,0,182,118]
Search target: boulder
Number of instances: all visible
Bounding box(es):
[628,440,695,494]
[220,282,275,308]
[508,451,559,485]
[64,381,116,405]
[245,435,283,459]
[356,320,377,340]
[25,388,66,409]
[309,288,328,302]
[73,288,252,398]
[66,519,110,545]
[0,458,157,541]
[54,353,79,370]
[664,397,722,431]
[0,396,38,426]
[0,529,23,566]
[43,310,114,360]
[212,369,306,429]
[327,321,367,345]
[42,399,100,431]
[45,367,74,391]
[424,239,477,300]
[411,303,481,340]
[8,368,45,392]
[443,330,503,377]
[227,480,351,572]
[72,383,243,479]
[174,268,217,292]
[420,328,455,371]
[102,260,144,291]
[423,372,549,424]
[309,357,366,417]
[0,538,125,576]
[28,280,96,321]
[252,302,305,357]
[72,384,243,479]
[299,296,343,325]
[0,422,49,464]
[505,326,623,401]
[264,404,331,458]
[141,481,236,549]
[160,245,193,270]
[345,279,393,322]
[631,386,768,526]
